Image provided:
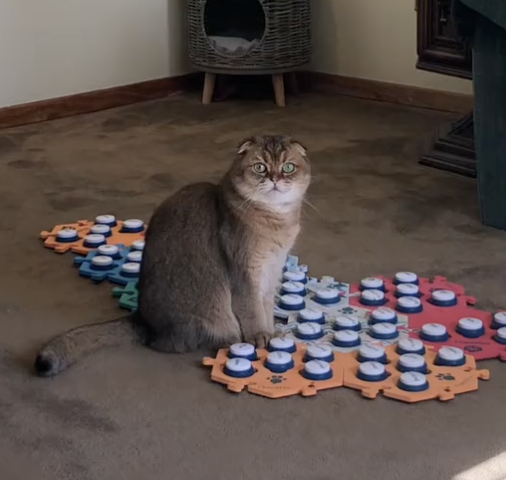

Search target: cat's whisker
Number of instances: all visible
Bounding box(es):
[236,193,256,211]
[237,190,260,222]
[303,197,319,212]
[231,193,255,224]
[232,191,257,215]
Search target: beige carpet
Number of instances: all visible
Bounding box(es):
[1,92,506,480]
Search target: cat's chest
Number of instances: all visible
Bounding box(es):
[249,222,300,296]
[255,241,294,298]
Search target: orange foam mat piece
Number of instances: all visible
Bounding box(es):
[204,344,490,403]
[40,220,146,254]
[343,345,490,403]
[203,345,345,399]
[40,220,94,254]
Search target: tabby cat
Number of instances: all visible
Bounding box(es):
[34,135,311,376]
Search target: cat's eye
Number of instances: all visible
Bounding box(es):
[282,163,296,174]
[253,163,267,174]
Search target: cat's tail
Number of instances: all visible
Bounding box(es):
[34,315,143,377]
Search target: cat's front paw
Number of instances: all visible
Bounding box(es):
[244,331,272,349]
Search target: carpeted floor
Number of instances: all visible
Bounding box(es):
[1,92,506,480]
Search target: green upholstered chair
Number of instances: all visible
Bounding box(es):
[453,0,506,230]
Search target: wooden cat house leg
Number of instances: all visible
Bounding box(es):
[272,74,286,107]
[202,72,216,105]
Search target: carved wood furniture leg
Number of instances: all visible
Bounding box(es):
[419,112,476,177]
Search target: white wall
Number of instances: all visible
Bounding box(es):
[0,0,190,108]
[311,0,473,94]
[0,0,472,109]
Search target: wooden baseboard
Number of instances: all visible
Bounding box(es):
[0,74,197,130]
[305,72,473,114]
[0,70,472,129]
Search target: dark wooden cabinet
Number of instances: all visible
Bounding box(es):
[417,0,472,79]
[416,0,476,177]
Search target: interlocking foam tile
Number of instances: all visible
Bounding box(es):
[112,281,139,312]
[342,345,490,403]
[203,342,490,402]
[275,276,350,341]
[275,302,411,352]
[408,302,506,361]
[275,258,412,351]
[40,217,146,255]
[348,273,506,361]
[40,220,94,253]
[203,344,345,399]
[73,246,141,285]
[73,245,128,279]
[348,274,475,311]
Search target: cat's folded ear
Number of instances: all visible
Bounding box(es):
[237,137,256,155]
[290,140,308,158]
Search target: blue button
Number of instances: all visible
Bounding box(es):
[265,351,294,373]
[491,312,506,330]
[430,290,457,307]
[298,308,325,324]
[394,283,420,298]
[396,296,423,314]
[228,343,258,361]
[398,372,429,392]
[419,323,449,342]
[370,307,398,325]
[283,270,307,284]
[314,288,341,305]
[434,347,466,366]
[397,354,428,373]
[332,330,361,348]
[357,361,389,382]
[296,322,324,341]
[280,281,307,296]
[396,338,426,356]
[90,256,115,271]
[301,360,333,381]
[304,344,335,362]
[394,272,419,285]
[121,219,145,233]
[90,224,112,238]
[357,344,388,364]
[224,358,256,378]
[95,214,117,227]
[456,318,485,338]
[268,337,296,353]
[83,234,106,248]
[56,228,79,243]
[334,315,361,331]
[278,294,305,311]
[360,277,385,292]
[360,289,387,307]
[369,323,399,340]
[494,327,506,344]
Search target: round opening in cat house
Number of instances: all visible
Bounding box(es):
[204,0,266,57]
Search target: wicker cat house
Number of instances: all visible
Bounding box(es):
[187,0,312,106]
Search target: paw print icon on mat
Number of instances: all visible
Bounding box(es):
[464,345,482,353]
[436,373,456,381]
[268,375,286,384]
[340,307,357,315]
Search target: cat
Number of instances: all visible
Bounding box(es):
[34,135,311,377]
